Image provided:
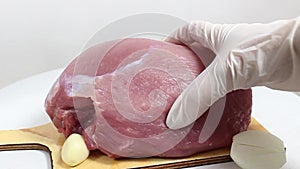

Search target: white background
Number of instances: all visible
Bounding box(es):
[1,0,300,89]
[1,0,300,169]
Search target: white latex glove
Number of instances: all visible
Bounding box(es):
[166,17,300,130]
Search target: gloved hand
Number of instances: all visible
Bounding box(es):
[166,17,300,130]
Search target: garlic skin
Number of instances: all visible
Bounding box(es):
[230,130,286,169]
[61,133,90,166]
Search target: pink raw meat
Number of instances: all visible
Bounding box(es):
[45,38,252,158]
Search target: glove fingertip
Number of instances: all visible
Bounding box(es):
[166,108,195,130]
[166,112,180,130]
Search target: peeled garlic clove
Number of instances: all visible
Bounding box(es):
[61,133,90,166]
[230,130,286,169]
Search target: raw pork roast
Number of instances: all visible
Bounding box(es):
[45,38,252,158]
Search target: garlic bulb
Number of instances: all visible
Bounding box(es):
[230,130,286,169]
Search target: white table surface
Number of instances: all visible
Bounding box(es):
[0,69,299,169]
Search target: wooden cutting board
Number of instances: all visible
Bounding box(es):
[0,118,267,169]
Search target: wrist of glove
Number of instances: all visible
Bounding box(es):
[228,18,300,91]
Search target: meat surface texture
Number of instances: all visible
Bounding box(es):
[45,38,252,158]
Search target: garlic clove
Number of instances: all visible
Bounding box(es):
[232,130,284,152]
[230,130,286,169]
[61,133,90,166]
